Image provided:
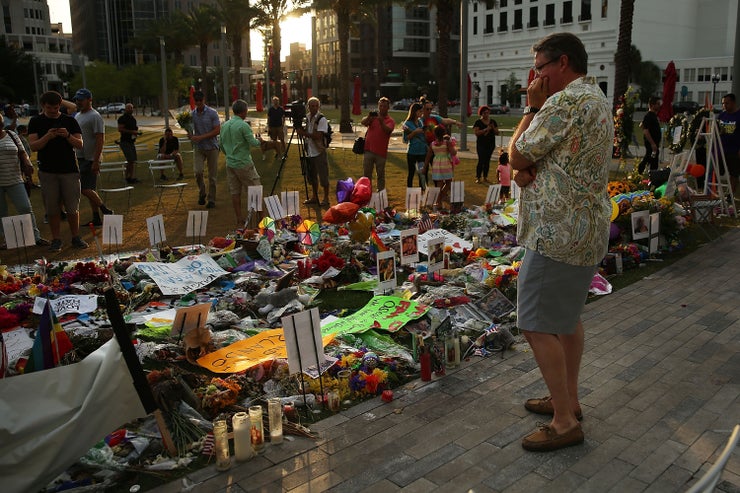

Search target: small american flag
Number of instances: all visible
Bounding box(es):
[416,213,434,234]
[201,432,215,456]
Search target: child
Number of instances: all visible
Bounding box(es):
[497,149,511,202]
[424,126,456,209]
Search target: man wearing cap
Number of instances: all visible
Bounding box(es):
[189,91,221,208]
[28,90,88,252]
[118,103,140,183]
[74,88,113,226]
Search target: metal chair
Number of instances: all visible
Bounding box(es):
[686,424,740,493]
[148,159,187,213]
[98,161,134,212]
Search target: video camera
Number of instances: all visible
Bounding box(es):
[284,100,306,128]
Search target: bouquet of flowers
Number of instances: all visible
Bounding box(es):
[176,111,193,135]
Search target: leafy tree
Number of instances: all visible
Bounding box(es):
[129,12,192,64]
[502,72,520,107]
[635,61,661,105]
[217,0,263,98]
[0,39,35,102]
[183,4,220,101]
[252,0,307,103]
[613,0,635,108]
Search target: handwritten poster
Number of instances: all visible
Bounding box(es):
[133,254,228,295]
[197,327,335,373]
[321,296,429,336]
[417,228,472,255]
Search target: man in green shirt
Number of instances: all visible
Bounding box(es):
[219,99,263,228]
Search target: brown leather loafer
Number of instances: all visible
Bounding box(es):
[524,396,583,420]
[522,423,584,452]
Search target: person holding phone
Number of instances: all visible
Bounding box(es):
[473,105,499,183]
[361,97,395,193]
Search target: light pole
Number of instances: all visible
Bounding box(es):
[711,73,721,107]
[159,37,169,129]
[311,8,318,98]
[221,24,229,120]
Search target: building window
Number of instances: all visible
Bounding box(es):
[514,0,522,4]
[545,4,555,25]
[485,14,494,33]
[473,16,478,35]
[513,9,522,30]
[719,66,729,81]
[697,68,712,82]
[500,0,507,7]
[528,6,538,27]
[562,1,573,23]
[473,3,477,12]
[601,0,608,17]
[579,0,591,21]
[684,68,696,82]
[486,0,496,8]
[499,11,508,31]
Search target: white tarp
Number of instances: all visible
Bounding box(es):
[0,338,147,493]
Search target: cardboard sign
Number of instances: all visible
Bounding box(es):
[450,180,464,203]
[170,303,212,338]
[264,194,286,220]
[321,296,429,336]
[424,187,440,207]
[101,215,123,246]
[247,185,263,212]
[417,228,472,255]
[32,295,98,316]
[406,187,422,213]
[486,184,502,205]
[146,214,166,246]
[2,214,34,249]
[133,254,228,295]
[186,211,208,237]
[281,191,299,216]
[281,308,324,375]
[197,327,335,373]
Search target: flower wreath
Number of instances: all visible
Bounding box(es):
[667,113,689,153]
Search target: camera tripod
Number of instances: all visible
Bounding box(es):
[270,125,310,199]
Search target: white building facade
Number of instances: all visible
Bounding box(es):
[468,0,736,108]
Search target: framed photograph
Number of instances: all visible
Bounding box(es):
[400,228,419,265]
[631,210,649,240]
[376,250,396,291]
[427,237,445,274]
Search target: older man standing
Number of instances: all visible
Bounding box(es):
[117,103,140,184]
[219,99,262,228]
[190,91,221,209]
[509,32,612,452]
[361,97,395,192]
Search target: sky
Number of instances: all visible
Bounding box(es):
[46,0,309,62]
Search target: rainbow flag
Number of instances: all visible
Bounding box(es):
[369,230,388,255]
[25,301,73,373]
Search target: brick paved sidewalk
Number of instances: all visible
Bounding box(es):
[152,228,739,493]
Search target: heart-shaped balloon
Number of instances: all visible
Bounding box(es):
[349,211,374,242]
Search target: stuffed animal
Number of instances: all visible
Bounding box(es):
[254,286,310,314]
[183,325,213,364]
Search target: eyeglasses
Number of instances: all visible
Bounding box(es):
[533,57,559,75]
[423,106,432,111]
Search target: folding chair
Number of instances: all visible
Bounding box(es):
[686,424,739,493]
[98,161,134,212]
[148,159,187,213]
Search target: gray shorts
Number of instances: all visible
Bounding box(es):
[307,152,329,188]
[516,249,597,334]
[78,159,98,191]
[38,170,81,216]
[227,166,261,195]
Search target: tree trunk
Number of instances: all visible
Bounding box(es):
[200,43,210,101]
[272,18,282,104]
[231,34,242,96]
[613,0,635,108]
[436,0,455,118]
[337,6,352,133]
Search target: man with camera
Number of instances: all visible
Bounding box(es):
[296,97,330,207]
[360,97,395,193]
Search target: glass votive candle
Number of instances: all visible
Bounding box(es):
[213,418,231,471]
[249,405,265,453]
[268,397,283,444]
[327,390,340,412]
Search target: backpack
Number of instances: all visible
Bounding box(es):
[318,114,333,148]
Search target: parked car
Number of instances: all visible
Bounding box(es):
[672,100,700,114]
[488,104,510,114]
[106,102,126,114]
[392,99,412,111]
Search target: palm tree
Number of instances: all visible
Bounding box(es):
[216,0,262,98]
[432,0,457,118]
[613,0,635,108]
[130,12,192,64]
[184,4,220,101]
[252,0,307,105]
